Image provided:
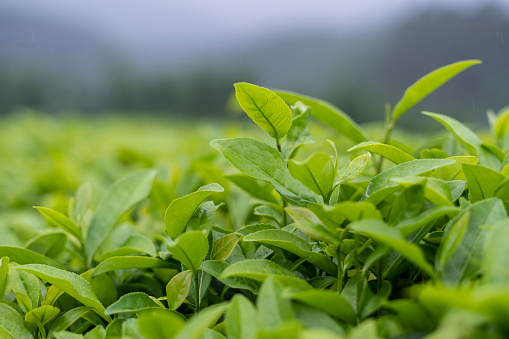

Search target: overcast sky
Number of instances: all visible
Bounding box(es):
[2,0,508,58]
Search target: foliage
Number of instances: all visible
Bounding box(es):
[2,59,509,338]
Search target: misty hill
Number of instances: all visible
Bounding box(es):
[0,4,507,128]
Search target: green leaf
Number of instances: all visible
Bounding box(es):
[253,205,283,226]
[35,207,82,240]
[225,294,258,339]
[346,319,378,339]
[9,264,39,313]
[15,264,108,321]
[282,104,314,159]
[122,318,143,339]
[431,156,478,181]
[290,290,356,323]
[387,184,425,226]
[26,231,67,259]
[211,233,241,262]
[243,230,337,276]
[392,176,455,207]
[175,303,228,339]
[54,332,83,339]
[93,256,178,276]
[257,277,294,330]
[210,138,320,207]
[462,163,505,202]
[47,306,93,339]
[166,231,209,272]
[334,153,371,186]
[25,305,60,331]
[396,206,459,238]
[366,159,455,196]
[436,198,507,286]
[422,112,482,155]
[199,260,261,294]
[234,82,292,140]
[348,142,414,165]
[0,257,9,299]
[226,174,278,203]
[235,223,278,237]
[276,90,368,143]
[289,153,334,199]
[285,207,338,245]
[85,169,157,262]
[220,259,311,290]
[105,318,125,338]
[138,309,185,339]
[494,106,509,139]
[0,246,65,269]
[166,270,193,310]
[392,60,481,121]
[308,202,381,235]
[105,292,162,315]
[165,183,224,239]
[349,219,434,277]
[83,326,105,339]
[186,201,217,235]
[483,219,509,287]
[0,303,32,339]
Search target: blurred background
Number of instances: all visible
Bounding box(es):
[0,0,508,125]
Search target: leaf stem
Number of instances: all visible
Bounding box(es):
[193,270,200,313]
[376,104,394,174]
[276,137,288,226]
[336,246,343,293]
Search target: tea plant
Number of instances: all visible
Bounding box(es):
[2,58,509,338]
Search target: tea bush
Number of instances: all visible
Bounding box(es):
[2,59,509,338]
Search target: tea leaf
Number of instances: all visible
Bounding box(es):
[16,264,108,321]
[138,309,185,339]
[276,90,368,143]
[243,230,337,275]
[25,305,60,331]
[220,259,311,290]
[0,303,32,339]
[93,256,178,276]
[348,142,414,165]
[210,138,320,207]
[0,246,65,269]
[290,289,356,323]
[392,60,481,121]
[366,159,454,196]
[226,174,278,203]
[199,260,261,294]
[165,183,224,239]
[257,277,293,330]
[289,153,334,199]
[462,163,505,202]
[225,294,258,339]
[334,152,371,186]
[35,207,82,240]
[105,292,162,315]
[422,112,482,155]
[166,270,193,310]
[175,303,228,339]
[85,169,157,262]
[349,219,434,277]
[436,198,507,286]
[167,231,209,271]
[47,306,93,339]
[9,265,39,313]
[282,105,314,159]
[211,233,241,262]
[234,82,292,139]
